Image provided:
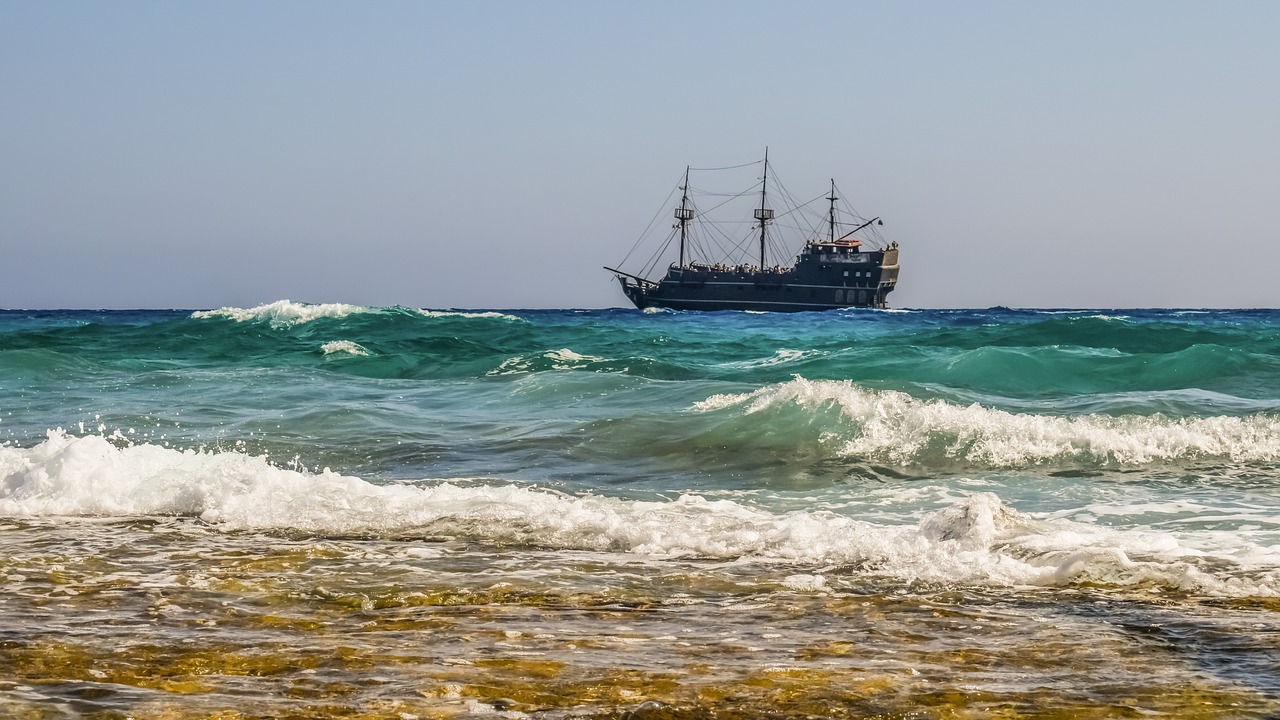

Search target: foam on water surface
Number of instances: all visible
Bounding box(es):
[192,300,369,326]
[191,300,523,327]
[1,431,1275,597]
[488,348,612,375]
[695,377,1280,467]
[414,309,524,321]
[321,340,370,356]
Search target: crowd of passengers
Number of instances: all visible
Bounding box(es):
[680,262,789,274]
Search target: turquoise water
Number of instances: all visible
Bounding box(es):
[1,302,1278,718]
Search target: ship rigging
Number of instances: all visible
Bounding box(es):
[605,151,900,312]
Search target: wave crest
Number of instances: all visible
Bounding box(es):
[192,300,369,327]
[415,309,524,322]
[191,301,525,330]
[694,377,1280,467]
[1,432,1275,596]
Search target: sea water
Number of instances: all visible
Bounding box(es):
[0,302,1277,718]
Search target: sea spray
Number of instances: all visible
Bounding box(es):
[696,377,1280,467]
[3,431,1276,596]
[192,299,370,326]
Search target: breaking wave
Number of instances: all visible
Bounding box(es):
[414,309,524,322]
[694,377,1280,467]
[192,300,370,326]
[1,431,1276,597]
[192,300,523,328]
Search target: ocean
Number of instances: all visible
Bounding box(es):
[1,301,1278,718]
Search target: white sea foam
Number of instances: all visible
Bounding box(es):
[782,574,828,592]
[415,309,523,321]
[1,431,1276,596]
[487,348,609,375]
[321,340,370,357]
[544,348,606,364]
[192,300,368,326]
[192,302,522,326]
[694,377,1280,467]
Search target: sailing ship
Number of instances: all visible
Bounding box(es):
[605,151,899,312]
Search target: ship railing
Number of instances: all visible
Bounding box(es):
[683,263,791,274]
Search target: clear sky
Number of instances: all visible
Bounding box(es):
[2,1,1277,309]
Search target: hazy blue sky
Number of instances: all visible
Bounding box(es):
[2,1,1277,309]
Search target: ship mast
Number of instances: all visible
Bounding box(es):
[754,148,774,267]
[675,166,693,270]
[827,179,837,243]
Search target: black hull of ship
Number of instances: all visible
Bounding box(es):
[623,282,887,312]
